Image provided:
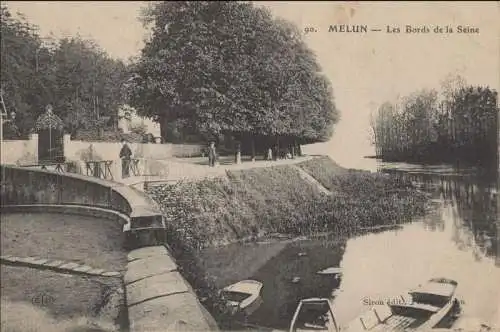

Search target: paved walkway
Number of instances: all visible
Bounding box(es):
[119,155,315,188]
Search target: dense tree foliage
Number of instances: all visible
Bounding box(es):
[1,5,128,138]
[1,5,47,136]
[371,74,499,168]
[129,1,339,156]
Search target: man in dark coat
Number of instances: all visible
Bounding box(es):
[119,139,132,178]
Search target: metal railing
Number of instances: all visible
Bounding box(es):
[84,160,114,180]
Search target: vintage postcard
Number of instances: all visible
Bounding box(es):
[1,1,498,332]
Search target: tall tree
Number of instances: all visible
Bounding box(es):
[51,37,128,136]
[372,73,498,167]
[130,1,339,153]
[1,5,128,137]
[1,5,52,135]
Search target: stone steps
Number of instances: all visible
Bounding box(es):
[0,255,122,278]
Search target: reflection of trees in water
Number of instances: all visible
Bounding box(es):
[247,239,347,329]
[382,169,498,262]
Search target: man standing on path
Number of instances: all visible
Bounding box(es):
[208,141,216,167]
[119,139,132,178]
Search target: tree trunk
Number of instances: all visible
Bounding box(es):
[297,143,302,157]
[231,134,242,164]
[235,141,242,164]
[275,137,280,160]
[251,136,256,162]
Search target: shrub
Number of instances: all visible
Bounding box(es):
[129,122,147,136]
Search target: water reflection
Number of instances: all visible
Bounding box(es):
[380,167,498,264]
[200,238,347,329]
[200,163,500,329]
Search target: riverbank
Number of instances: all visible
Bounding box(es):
[146,156,431,326]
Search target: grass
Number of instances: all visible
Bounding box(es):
[0,212,127,271]
[1,265,124,331]
[148,165,325,248]
[148,159,428,247]
[296,155,355,191]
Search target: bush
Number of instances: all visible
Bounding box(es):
[313,172,428,231]
[73,128,144,143]
[129,122,147,136]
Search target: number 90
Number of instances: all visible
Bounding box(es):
[304,27,316,34]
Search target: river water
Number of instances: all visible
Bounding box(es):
[198,158,499,330]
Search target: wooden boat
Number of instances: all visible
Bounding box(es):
[406,277,459,330]
[290,298,340,332]
[289,278,460,332]
[317,267,342,279]
[317,267,343,297]
[222,279,264,317]
[344,278,460,331]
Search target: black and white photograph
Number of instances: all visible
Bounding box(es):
[0,2,498,332]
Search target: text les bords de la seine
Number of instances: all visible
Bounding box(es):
[327,24,479,34]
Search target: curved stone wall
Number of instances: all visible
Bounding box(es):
[0,164,218,331]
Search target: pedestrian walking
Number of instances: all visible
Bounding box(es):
[119,139,132,178]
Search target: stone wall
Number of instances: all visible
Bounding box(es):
[0,165,219,331]
[65,136,203,162]
[64,136,203,179]
[126,246,219,331]
[0,134,38,165]
[0,164,132,216]
[1,134,202,170]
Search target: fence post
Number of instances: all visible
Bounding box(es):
[58,173,63,204]
[63,134,71,159]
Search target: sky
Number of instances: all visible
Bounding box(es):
[4,1,499,168]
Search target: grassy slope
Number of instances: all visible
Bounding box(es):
[295,156,351,191]
[149,165,326,247]
[148,156,427,247]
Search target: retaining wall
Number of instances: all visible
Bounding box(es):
[0,134,38,165]
[0,164,218,331]
[0,135,203,167]
[126,246,219,331]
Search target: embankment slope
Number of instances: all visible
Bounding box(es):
[148,156,427,247]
